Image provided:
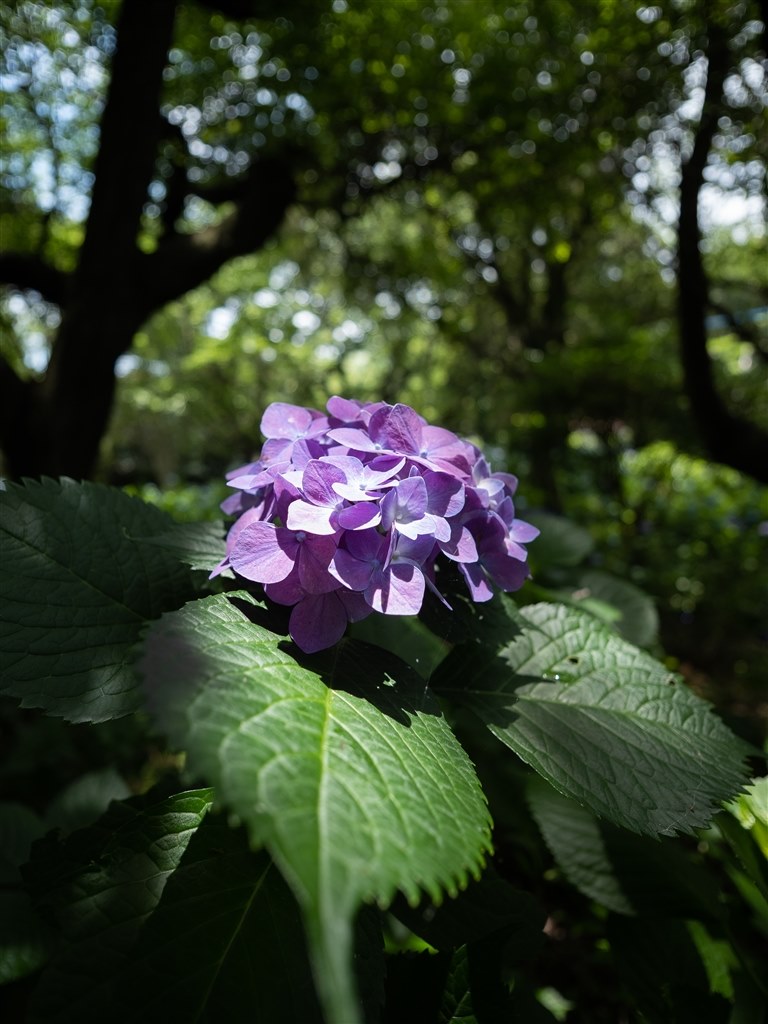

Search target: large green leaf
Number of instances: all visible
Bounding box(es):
[117,813,329,1024]
[523,512,594,570]
[0,479,196,722]
[24,787,363,1023]
[526,777,633,915]
[433,603,751,836]
[565,569,659,649]
[526,777,722,919]
[25,789,214,1022]
[0,803,51,985]
[393,870,544,956]
[141,592,492,1024]
[134,520,227,573]
[43,768,132,836]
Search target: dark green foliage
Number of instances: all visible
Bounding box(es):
[0,480,198,722]
[0,479,764,1023]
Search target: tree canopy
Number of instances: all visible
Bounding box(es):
[1,0,766,479]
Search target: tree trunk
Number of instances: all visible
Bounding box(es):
[0,0,296,480]
[677,24,768,486]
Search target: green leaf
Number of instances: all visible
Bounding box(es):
[716,810,768,907]
[24,788,376,1024]
[133,520,227,573]
[568,569,659,648]
[526,778,633,914]
[44,768,132,835]
[0,802,46,884]
[433,603,751,836]
[607,917,731,1024]
[393,870,544,955]
[25,788,214,1022]
[687,921,738,1001]
[526,777,722,919]
[523,512,594,570]
[349,612,448,680]
[438,946,475,1024]
[0,479,196,722]
[0,803,51,985]
[119,813,328,1024]
[141,592,492,1024]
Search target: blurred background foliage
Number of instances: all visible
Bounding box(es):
[1,0,766,730]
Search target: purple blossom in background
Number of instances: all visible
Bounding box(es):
[214,398,539,652]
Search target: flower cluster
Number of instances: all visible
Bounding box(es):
[214,397,539,652]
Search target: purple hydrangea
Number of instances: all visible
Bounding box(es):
[213,398,539,653]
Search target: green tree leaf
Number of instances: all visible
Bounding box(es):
[0,479,196,722]
[433,603,751,836]
[141,592,493,1024]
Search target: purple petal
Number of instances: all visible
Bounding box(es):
[505,539,529,562]
[367,562,425,615]
[509,519,540,544]
[326,396,367,423]
[296,534,341,594]
[459,562,494,602]
[343,528,391,563]
[290,592,348,652]
[482,549,530,592]
[424,471,465,518]
[230,522,296,583]
[420,425,462,457]
[422,513,450,543]
[338,589,372,623]
[395,516,436,540]
[326,427,383,453]
[260,438,293,465]
[286,500,336,535]
[265,575,305,605]
[439,525,479,563]
[301,459,346,507]
[395,534,438,564]
[227,469,273,491]
[260,402,315,440]
[226,459,261,481]
[336,502,382,530]
[380,476,428,532]
[291,438,327,468]
[379,404,423,454]
[329,546,376,591]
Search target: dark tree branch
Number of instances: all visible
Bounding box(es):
[137,157,297,314]
[677,20,768,484]
[0,253,70,306]
[157,116,193,234]
[707,297,768,361]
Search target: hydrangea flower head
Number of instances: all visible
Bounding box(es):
[214,398,539,652]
